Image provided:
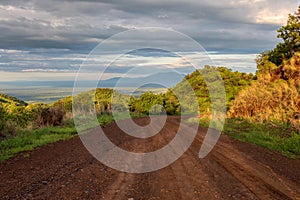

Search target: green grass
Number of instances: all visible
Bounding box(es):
[223,118,300,158]
[187,117,300,158]
[186,117,210,128]
[0,113,146,162]
[0,126,77,162]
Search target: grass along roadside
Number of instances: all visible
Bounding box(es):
[2,114,298,162]
[0,113,145,162]
[223,118,300,159]
[188,117,300,158]
[0,126,77,162]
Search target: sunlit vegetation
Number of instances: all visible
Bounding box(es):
[228,6,300,131]
[176,66,255,113]
[265,6,300,66]
[0,89,130,161]
[129,92,165,115]
[127,66,255,116]
[0,94,28,106]
[223,6,300,157]
[0,126,77,162]
[186,6,300,158]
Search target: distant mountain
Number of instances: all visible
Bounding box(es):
[0,72,185,103]
[0,93,28,106]
[98,72,185,88]
[0,72,185,89]
[0,81,75,88]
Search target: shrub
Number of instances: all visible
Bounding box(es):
[29,104,66,128]
[229,53,300,130]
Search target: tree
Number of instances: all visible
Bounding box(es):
[0,105,6,136]
[278,6,300,54]
[130,92,164,115]
[163,90,181,115]
[256,52,278,77]
[269,6,300,65]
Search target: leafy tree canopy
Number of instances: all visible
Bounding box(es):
[262,6,300,67]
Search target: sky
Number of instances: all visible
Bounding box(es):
[0,0,299,83]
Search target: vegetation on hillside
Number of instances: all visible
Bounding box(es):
[176,66,255,113]
[186,6,300,158]
[229,53,300,129]
[0,89,134,161]
[0,94,28,106]
[0,95,30,138]
[0,89,125,139]
[128,66,255,116]
[229,6,300,131]
[218,6,300,158]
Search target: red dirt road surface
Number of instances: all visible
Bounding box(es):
[1,117,300,199]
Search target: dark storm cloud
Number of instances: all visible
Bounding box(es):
[0,0,299,79]
[0,0,298,52]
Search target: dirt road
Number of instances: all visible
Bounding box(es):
[1,116,300,199]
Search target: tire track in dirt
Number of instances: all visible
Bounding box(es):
[192,129,300,200]
[212,147,299,199]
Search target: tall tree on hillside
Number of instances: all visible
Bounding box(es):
[269,6,300,65]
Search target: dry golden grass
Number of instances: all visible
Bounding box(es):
[229,53,300,130]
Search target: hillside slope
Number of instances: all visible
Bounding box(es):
[170,66,255,113]
[0,93,28,107]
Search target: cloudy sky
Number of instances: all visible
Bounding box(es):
[0,0,298,82]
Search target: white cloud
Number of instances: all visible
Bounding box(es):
[21,68,76,72]
[255,8,292,25]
